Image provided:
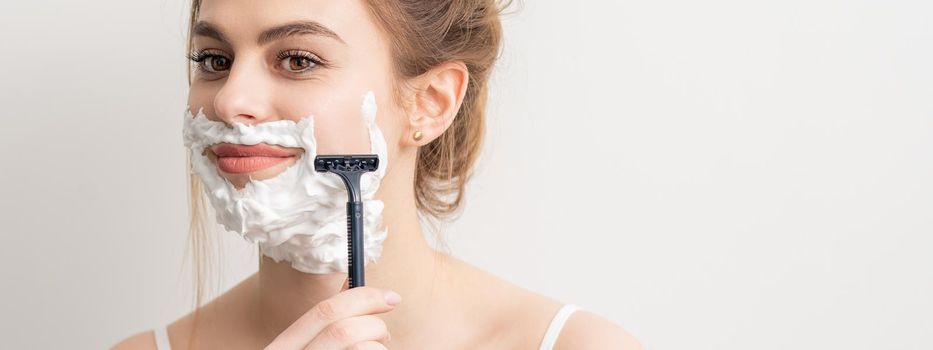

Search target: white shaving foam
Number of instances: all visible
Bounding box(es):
[182,91,389,274]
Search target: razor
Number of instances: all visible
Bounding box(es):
[314,154,380,288]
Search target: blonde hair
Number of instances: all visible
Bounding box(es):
[182,0,512,346]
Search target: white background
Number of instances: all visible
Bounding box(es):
[1,1,931,349]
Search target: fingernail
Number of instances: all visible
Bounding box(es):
[384,290,402,306]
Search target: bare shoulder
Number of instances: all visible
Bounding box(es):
[554,310,643,350]
[110,330,157,350]
[442,257,641,349]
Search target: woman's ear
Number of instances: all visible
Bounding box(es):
[402,60,469,147]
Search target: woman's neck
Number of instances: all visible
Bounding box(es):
[248,153,453,343]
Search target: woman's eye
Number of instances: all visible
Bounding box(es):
[188,51,231,74]
[204,56,231,72]
[283,56,314,72]
[277,51,322,73]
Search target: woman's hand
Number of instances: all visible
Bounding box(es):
[264,279,402,350]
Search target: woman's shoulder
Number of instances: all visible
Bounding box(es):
[551,309,644,350]
[110,275,250,350]
[492,290,642,349]
[110,313,194,350]
[444,257,642,349]
[110,330,158,350]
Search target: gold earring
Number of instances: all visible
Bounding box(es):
[413,130,424,141]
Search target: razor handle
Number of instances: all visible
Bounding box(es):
[313,154,379,289]
[347,201,365,288]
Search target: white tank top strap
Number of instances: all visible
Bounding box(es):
[538,303,581,350]
[153,325,171,350]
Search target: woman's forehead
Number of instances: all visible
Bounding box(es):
[196,0,375,46]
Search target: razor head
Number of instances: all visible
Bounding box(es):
[314,155,379,174]
[314,155,379,202]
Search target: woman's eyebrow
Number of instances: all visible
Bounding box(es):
[192,21,230,44]
[258,21,346,45]
[191,20,346,46]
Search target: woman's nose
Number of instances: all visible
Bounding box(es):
[212,57,275,126]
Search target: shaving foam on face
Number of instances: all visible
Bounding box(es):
[182,92,389,274]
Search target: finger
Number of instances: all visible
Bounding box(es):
[346,341,389,350]
[266,287,399,349]
[302,315,388,350]
[341,275,349,292]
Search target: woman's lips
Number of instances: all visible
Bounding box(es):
[210,143,300,174]
[216,156,293,174]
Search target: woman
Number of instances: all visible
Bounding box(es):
[114,0,641,349]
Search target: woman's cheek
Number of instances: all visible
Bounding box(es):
[311,102,376,155]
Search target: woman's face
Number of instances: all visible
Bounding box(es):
[187,0,403,188]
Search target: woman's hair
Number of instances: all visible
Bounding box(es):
[182,0,513,346]
[363,0,510,220]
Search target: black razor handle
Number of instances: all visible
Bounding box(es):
[313,154,379,289]
[347,201,365,288]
